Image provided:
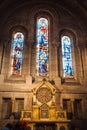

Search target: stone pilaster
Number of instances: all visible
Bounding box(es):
[50,42,61,86]
[1,38,11,76]
[79,43,87,86]
[0,39,5,82]
[0,95,2,119]
[11,99,15,113]
[71,98,75,119]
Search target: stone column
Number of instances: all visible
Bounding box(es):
[0,40,4,74]
[0,95,2,119]
[60,97,63,109]
[52,88,56,105]
[51,43,58,77]
[0,39,5,83]
[78,43,86,85]
[74,44,82,84]
[30,40,36,77]
[81,44,87,86]
[32,88,37,105]
[24,39,33,85]
[50,42,61,86]
[52,94,55,103]
[56,123,59,130]
[23,39,30,76]
[32,123,35,130]
[12,99,15,113]
[1,39,10,74]
[71,99,75,119]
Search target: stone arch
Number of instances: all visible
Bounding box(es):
[59,29,76,46]
[28,5,59,44]
[28,6,59,78]
[59,25,84,47]
[58,29,76,79]
[1,25,29,77]
[9,25,28,44]
[58,28,83,83]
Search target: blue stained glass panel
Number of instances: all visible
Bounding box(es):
[36,18,49,76]
[11,32,24,75]
[62,36,73,77]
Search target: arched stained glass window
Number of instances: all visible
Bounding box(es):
[61,36,73,78]
[11,32,24,75]
[36,18,49,76]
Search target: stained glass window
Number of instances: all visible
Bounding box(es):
[11,32,24,75]
[61,36,73,77]
[36,18,49,76]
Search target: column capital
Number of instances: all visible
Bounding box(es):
[11,99,15,102]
